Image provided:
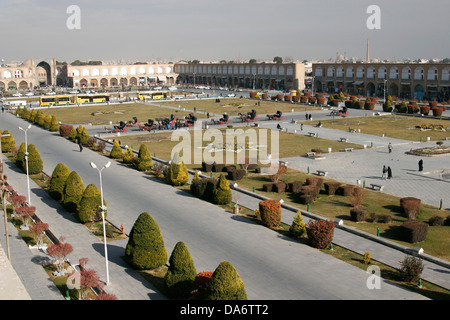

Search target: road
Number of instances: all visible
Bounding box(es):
[0,110,430,300]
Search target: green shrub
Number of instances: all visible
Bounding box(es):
[63,171,85,213]
[76,125,90,145]
[306,219,335,249]
[109,140,123,159]
[49,163,71,201]
[49,115,59,132]
[15,142,26,170]
[1,130,16,152]
[428,216,444,226]
[77,184,106,223]
[259,199,281,229]
[290,211,306,237]
[123,148,135,164]
[204,261,247,300]
[136,144,153,171]
[26,144,43,175]
[165,241,197,298]
[350,205,368,222]
[190,178,217,201]
[68,127,77,141]
[125,212,168,270]
[167,160,189,186]
[213,174,232,205]
[43,114,52,129]
[399,255,424,283]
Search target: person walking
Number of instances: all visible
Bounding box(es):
[77,137,83,152]
[382,165,388,180]
[305,113,308,120]
[418,159,423,172]
[300,123,303,131]
[388,142,392,153]
[309,114,312,121]
[387,166,392,179]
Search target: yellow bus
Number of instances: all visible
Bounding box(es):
[76,94,110,104]
[138,91,168,100]
[40,95,75,106]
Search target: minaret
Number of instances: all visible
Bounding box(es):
[366,39,370,63]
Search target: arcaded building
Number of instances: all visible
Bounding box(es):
[66,63,178,88]
[312,62,450,101]
[0,58,57,91]
[174,62,305,91]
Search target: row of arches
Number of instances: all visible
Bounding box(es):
[70,66,173,78]
[317,66,450,81]
[0,80,32,90]
[74,76,176,88]
[177,64,295,77]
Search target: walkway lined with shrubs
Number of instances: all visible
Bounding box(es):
[0,111,432,300]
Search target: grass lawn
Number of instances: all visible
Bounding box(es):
[159,98,319,117]
[305,114,450,142]
[116,127,363,169]
[39,102,193,125]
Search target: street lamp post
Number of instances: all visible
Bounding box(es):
[89,161,111,285]
[18,124,32,205]
[0,132,11,260]
[383,79,387,103]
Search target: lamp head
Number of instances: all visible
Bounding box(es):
[90,162,97,169]
[105,161,111,168]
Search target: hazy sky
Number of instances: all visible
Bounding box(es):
[0,0,449,63]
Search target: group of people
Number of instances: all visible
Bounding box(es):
[382,165,393,180]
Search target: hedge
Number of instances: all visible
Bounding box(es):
[204,261,247,300]
[136,144,153,171]
[400,220,428,243]
[77,184,106,223]
[49,163,71,201]
[165,241,197,298]
[259,199,281,229]
[400,197,421,220]
[306,219,335,249]
[63,171,85,213]
[213,174,232,205]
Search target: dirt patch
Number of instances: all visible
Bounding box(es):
[135,134,171,143]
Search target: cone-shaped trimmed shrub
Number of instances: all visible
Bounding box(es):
[63,171,85,213]
[27,144,43,174]
[29,109,37,122]
[136,144,153,171]
[213,174,232,205]
[167,161,189,186]
[43,114,52,129]
[1,130,16,152]
[77,184,107,223]
[76,125,89,145]
[69,127,77,141]
[290,211,306,237]
[109,140,123,159]
[125,212,167,270]
[204,261,247,300]
[15,142,26,171]
[165,241,197,298]
[49,163,71,201]
[123,148,135,164]
[49,115,59,132]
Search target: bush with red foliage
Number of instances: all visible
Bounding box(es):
[59,125,74,137]
[324,181,341,195]
[400,197,421,220]
[420,106,430,115]
[259,199,282,229]
[194,271,213,295]
[284,95,292,102]
[317,97,325,105]
[401,220,428,243]
[306,219,335,249]
[308,97,316,104]
[407,105,419,114]
[431,107,444,117]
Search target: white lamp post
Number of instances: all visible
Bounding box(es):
[89,160,111,285]
[18,124,32,205]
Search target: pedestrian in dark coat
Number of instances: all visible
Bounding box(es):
[418,159,423,171]
[382,165,387,180]
[387,166,392,179]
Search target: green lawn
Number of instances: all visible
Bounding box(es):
[39,103,192,125]
[159,98,318,117]
[116,127,363,169]
[305,114,450,142]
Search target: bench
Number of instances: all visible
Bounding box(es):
[339,137,348,142]
[370,184,384,191]
[344,148,354,152]
[307,132,316,137]
[316,170,328,176]
[306,152,316,158]
[348,128,356,133]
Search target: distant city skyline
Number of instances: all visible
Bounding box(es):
[0,0,449,64]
